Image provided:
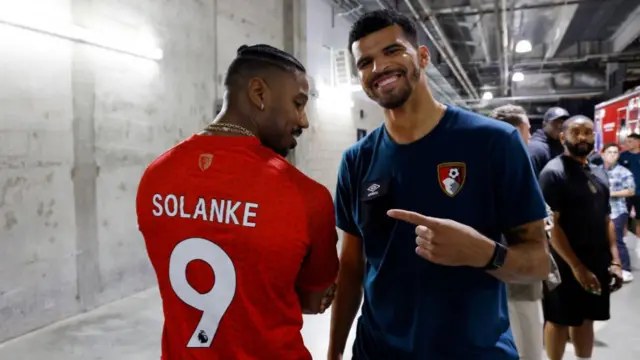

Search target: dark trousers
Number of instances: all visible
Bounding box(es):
[613,213,631,271]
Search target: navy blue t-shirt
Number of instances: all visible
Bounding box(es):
[334,106,547,360]
[618,150,640,191]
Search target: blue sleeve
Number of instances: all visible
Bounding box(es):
[527,142,547,179]
[495,130,548,230]
[335,150,360,237]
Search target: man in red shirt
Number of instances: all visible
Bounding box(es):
[136,44,339,360]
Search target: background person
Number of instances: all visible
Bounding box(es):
[491,104,545,360]
[600,142,635,282]
[529,107,570,178]
[539,116,624,360]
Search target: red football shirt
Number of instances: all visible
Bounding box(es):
[136,134,338,360]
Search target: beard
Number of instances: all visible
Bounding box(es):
[368,67,420,110]
[564,140,594,157]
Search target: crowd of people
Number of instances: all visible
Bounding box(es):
[134,8,634,360]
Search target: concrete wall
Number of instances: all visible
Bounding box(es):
[0,0,287,342]
[295,0,384,192]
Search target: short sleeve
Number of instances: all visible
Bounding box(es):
[623,168,636,192]
[495,130,548,230]
[334,150,360,236]
[296,186,339,291]
[527,142,548,179]
[538,167,564,213]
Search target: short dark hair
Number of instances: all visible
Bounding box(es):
[628,133,640,140]
[601,142,619,153]
[490,104,527,127]
[348,9,419,54]
[224,44,306,89]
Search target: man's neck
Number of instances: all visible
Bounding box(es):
[206,104,259,136]
[629,148,640,154]
[604,162,615,169]
[383,82,446,144]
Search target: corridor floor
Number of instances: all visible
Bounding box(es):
[0,279,638,360]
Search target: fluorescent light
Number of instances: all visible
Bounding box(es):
[512,72,525,82]
[315,84,355,110]
[515,40,532,53]
[0,16,163,60]
[482,91,493,100]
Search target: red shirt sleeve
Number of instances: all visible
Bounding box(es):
[295,185,339,291]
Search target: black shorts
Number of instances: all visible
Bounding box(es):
[626,196,640,220]
[542,257,611,327]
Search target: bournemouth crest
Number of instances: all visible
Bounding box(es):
[199,153,214,171]
[437,162,466,197]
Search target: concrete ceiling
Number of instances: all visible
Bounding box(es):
[329,0,640,111]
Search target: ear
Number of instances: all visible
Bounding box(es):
[559,132,566,143]
[247,77,271,111]
[417,45,430,70]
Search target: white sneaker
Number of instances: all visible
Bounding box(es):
[623,270,634,283]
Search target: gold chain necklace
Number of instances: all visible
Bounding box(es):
[205,123,255,137]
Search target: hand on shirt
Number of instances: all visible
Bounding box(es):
[387,209,494,268]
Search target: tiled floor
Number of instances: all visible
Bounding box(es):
[1,242,639,359]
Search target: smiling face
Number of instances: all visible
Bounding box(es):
[350,25,428,109]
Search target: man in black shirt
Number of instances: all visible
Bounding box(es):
[539,115,624,360]
[529,107,570,178]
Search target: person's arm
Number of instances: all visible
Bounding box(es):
[607,216,621,265]
[328,151,364,359]
[611,168,636,198]
[490,130,550,283]
[328,232,364,359]
[489,220,549,283]
[295,186,339,315]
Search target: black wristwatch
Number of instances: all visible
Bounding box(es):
[482,242,508,270]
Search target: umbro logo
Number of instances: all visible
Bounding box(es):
[367,183,380,196]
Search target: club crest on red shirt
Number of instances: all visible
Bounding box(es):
[199,153,214,171]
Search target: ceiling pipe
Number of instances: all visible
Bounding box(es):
[400,0,478,99]
[468,51,640,67]
[464,90,603,103]
[413,0,480,99]
[474,14,491,64]
[431,0,608,16]
[497,0,509,96]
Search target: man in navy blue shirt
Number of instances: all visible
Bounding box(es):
[328,9,551,360]
[529,107,570,178]
[619,133,640,238]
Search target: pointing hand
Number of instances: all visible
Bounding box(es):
[387,209,495,268]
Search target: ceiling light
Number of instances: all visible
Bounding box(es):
[515,40,532,53]
[482,91,493,100]
[512,72,525,82]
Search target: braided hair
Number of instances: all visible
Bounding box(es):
[224,44,306,89]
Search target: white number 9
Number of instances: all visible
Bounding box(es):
[169,237,236,348]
